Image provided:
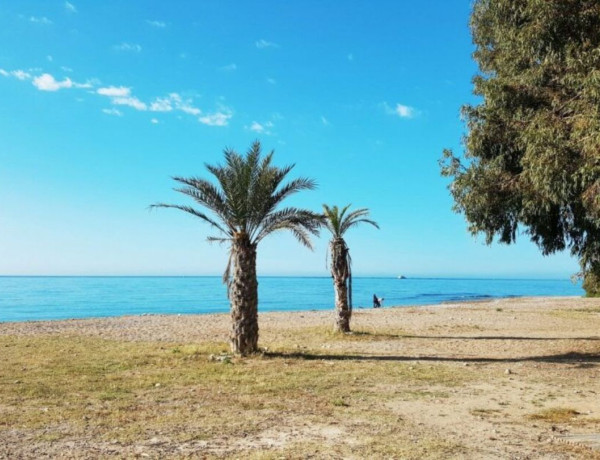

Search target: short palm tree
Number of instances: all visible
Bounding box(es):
[152,141,322,356]
[323,204,379,333]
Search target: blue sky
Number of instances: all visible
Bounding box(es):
[0,1,579,278]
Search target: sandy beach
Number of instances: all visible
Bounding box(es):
[1,296,600,458]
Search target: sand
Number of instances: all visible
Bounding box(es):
[1,296,600,458]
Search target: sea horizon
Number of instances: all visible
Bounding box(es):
[0,275,579,281]
[0,276,584,323]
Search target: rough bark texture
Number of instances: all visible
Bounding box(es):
[229,234,259,355]
[331,238,351,333]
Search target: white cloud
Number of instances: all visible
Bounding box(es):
[150,97,173,112]
[114,43,142,53]
[0,69,8,77]
[102,108,123,116]
[32,73,73,91]
[30,16,52,24]
[65,2,77,13]
[220,63,237,72]
[151,118,159,124]
[383,102,416,119]
[394,104,415,118]
[249,121,265,133]
[149,93,201,115]
[146,20,166,28]
[47,55,53,62]
[73,80,93,89]
[97,86,131,97]
[178,104,201,116]
[199,111,232,127]
[112,96,147,111]
[321,116,330,126]
[61,66,73,72]
[255,39,279,49]
[247,120,274,135]
[9,70,31,80]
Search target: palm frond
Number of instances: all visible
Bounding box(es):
[340,217,380,235]
[207,236,231,245]
[150,203,231,236]
[254,208,323,245]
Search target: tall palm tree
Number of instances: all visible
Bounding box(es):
[323,204,379,333]
[152,141,322,356]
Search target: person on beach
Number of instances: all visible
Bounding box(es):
[373,294,382,308]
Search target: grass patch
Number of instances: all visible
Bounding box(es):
[0,334,474,457]
[528,407,580,423]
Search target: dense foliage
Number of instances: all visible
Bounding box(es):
[441,0,600,293]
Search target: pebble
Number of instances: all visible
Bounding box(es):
[505,369,512,375]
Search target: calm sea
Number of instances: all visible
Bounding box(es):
[0,276,584,323]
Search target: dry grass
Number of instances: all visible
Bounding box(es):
[528,407,581,423]
[0,335,470,458]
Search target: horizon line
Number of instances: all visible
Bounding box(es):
[0,275,577,282]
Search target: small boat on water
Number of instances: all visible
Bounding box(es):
[397,275,407,279]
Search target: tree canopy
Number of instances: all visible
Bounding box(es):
[441,0,600,290]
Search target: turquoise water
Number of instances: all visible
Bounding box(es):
[0,276,584,323]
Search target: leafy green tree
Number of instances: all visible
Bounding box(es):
[153,141,322,355]
[322,205,379,332]
[440,0,600,294]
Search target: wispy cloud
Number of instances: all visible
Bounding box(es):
[30,16,52,25]
[266,77,276,85]
[199,110,232,127]
[255,39,279,49]
[149,93,201,115]
[0,69,32,80]
[321,116,330,126]
[114,43,142,53]
[249,122,265,133]
[32,73,73,91]
[97,85,145,110]
[102,108,123,117]
[149,97,173,112]
[219,63,237,72]
[146,20,166,28]
[247,121,274,135]
[65,1,77,13]
[97,86,131,97]
[347,53,354,61]
[382,102,416,119]
[150,118,159,124]
[112,96,147,111]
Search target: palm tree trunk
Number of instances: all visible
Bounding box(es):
[331,238,351,333]
[229,233,259,355]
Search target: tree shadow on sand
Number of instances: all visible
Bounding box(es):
[347,330,600,342]
[264,350,600,364]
